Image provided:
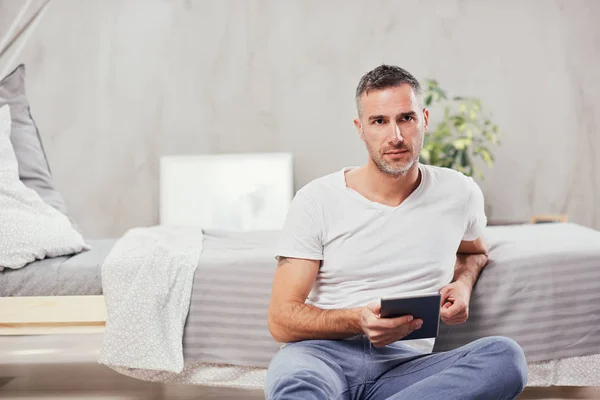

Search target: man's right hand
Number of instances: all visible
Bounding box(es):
[360,300,423,347]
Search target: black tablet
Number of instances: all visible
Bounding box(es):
[380,292,442,341]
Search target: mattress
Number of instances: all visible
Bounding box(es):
[0,239,114,296]
[0,230,282,368]
[187,223,600,367]
[181,229,281,367]
[433,223,600,362]
[2,224,600,369]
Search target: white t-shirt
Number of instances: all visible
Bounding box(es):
[275,163,487,352]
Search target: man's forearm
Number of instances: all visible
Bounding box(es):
[268,302,363,343]
[452,253,488,289]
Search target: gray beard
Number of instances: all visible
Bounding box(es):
[361,128,421,177]
[374,156,416,176]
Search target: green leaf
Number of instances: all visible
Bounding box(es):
[480,148,494,166]
[453,115,465,126]
[453,137,471,150]
[460,150,470,168]
[424,94,433,106]
[420,79,500,178]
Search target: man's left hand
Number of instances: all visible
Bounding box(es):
[439,280,472,325]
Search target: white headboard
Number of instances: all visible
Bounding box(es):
[159,153,294,231]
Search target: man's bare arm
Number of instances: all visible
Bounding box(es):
[439,237,489,324]
[267,256,363,343]
[453,237,489,289]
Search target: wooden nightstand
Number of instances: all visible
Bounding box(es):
[530,214,568,224]
[487,215,568,226]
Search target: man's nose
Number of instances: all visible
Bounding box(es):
[390,123,403,143]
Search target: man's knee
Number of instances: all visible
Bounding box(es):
[265,345,346,400]
[474,336,528,393]
[265,364,324,400]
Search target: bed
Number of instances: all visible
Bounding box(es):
[2,63,600,390]
[2,222,600,389]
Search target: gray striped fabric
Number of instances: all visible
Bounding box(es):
[434,223,600,362]
[182,229,282,368]
[182,223,600,367]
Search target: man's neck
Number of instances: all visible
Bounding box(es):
[347,161,422,207]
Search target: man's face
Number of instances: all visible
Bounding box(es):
[354,84,429,176]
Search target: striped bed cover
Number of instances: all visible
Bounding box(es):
[182,223,600,369]
[182,229,281,368]
[434,223,600,361]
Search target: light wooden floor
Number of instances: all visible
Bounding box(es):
[1,362,600,400]
[0,363,264,399]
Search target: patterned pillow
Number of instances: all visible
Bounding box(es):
[0,64,71,217]
[0,105,88,270]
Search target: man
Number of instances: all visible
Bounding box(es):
[266,65,527,400]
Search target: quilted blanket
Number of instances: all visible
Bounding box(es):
[98,225,204,373]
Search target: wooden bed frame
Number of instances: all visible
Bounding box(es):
[0,295,106,335]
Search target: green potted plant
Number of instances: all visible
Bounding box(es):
[420,79,501,179]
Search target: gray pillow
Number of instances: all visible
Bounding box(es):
[0,64,71,217]
[0,104,88,271]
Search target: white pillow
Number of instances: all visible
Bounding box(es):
[0,105,88,270]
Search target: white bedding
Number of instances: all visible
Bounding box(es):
[0,105,87,271]
[527,354,600,387]
[99,225,204,373]
[113,356,600,389]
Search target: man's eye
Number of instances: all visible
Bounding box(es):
[374,119,384,125]
[402,116,414,122]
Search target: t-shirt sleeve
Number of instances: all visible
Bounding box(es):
[463,177,487,241]
[275,189,324,261]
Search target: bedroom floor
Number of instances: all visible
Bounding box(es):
[0,364,264,399]
[1,363,600,400]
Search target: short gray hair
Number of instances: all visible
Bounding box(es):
[355,64,422,117]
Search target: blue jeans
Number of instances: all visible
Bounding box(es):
[265,335,527,400]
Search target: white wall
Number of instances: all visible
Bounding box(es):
[1,0,599,237]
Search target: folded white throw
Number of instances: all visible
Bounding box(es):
[99,225,204,373]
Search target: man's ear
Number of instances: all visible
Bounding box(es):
[354,118,365,141]
[423,108,430,132]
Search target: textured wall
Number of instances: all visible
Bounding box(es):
[1,0,599,237]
